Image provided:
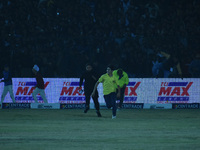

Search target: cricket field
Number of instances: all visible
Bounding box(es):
[0,109,200,150]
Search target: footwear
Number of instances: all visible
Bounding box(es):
[96,110,102,117]
[84,107,89,113]
[112,115,116,119]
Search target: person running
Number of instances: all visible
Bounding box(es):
[92,65,120,119]
[0,64,16,103]
[32,64,48,103]
[113,68,129,109]
[79,63,102,117]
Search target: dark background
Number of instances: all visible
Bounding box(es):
[0,0,199,78]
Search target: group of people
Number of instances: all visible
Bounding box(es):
[79,63,129,119]
[0,64,48,104]
[1,63,129,119]
[1,0,199,78]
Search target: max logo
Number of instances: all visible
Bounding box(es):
[124,82,141,102]
[59,82,85,102]
[125,82,141,96]
[157,82,193,102]
[16,82,49,95]
[60,82,84,96]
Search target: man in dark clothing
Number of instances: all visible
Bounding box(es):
[32,64,48,103]
[0,65,16,103]
[79,63,101,117]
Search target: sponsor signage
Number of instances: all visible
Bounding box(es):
[15,81,49,103]
[122,103,143,109]
[60,103,85,109]
[59,82,85,103]
[172,103,200,109]
[0,78,200,104]
[31,103,60,109]
[124,82,141,102]
[157,82,193,103]
[143,104,172,109]
[2,103,30,109]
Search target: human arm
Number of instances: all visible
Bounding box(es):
[91,81,100,97]
[124,72,129,88]
[91,71,99,81]
[117,85,121,99]
[91,75,97,81]
[79,74,84,90]
[176,62,182,78]
[1,71,12,83]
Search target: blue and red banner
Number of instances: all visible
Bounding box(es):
[0,78,200,104]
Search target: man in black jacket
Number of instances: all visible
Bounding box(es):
[79,63,101,117]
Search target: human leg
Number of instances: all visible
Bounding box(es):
[92,90,101,117]
[8,85,16,103]
[92,90,100,111]
[84,92,91,113]
[1,86,9,103]
[110,92,117,117]
[118,87,125,108]
[104,92,117,117]
[32,87,39,103]
[104,94,112,109]
[38,89,48,103]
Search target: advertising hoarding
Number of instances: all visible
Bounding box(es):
[0,78,200,104]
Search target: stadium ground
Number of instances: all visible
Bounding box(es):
[0,109,200,150]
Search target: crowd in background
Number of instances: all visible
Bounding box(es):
[0,0,200,78]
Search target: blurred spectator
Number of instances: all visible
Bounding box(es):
[0,0,199,78]
[189,53,200,78]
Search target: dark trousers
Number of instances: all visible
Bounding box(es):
[104,92,117,116]
[85,89,100,111]
[117,87,126,108]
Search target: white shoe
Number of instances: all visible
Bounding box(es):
[112,115,116,119]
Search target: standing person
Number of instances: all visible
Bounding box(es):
[32,65,48,103]
[188,53,200,78]
[92,65,120,119]
[79,63,102,117]
[113,68,129,109]
[0,64,16,103]
[159,51,182,78]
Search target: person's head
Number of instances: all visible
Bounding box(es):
[117,69,123,77]
[4,64,9,71]
[32,64,39,75]
[85,63,93,72]
[106,65,115,75]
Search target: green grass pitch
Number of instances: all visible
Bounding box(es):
[0,109,200,150]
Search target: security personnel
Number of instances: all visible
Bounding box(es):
[113,68,129,109]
